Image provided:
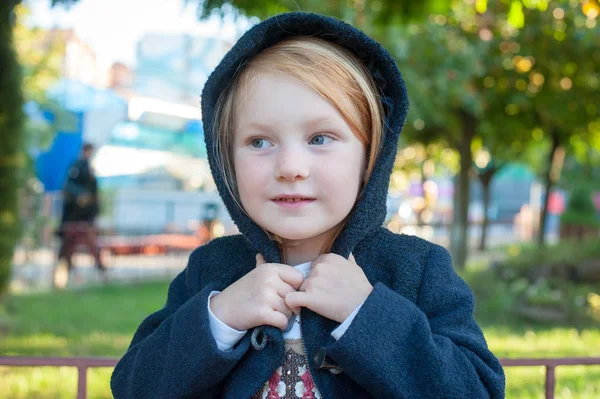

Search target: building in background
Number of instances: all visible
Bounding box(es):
[134,33,231,106]
[108,62,134,98]
[84,33,233,234]
[31,28,107,87]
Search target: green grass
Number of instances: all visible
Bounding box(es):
[0,281,167,399]
[1,280,599,398]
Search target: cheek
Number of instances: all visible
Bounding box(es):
[344,143,367,182]
[234,154,268,201]
[321,149,364,200]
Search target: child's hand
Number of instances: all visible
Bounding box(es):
[284,253,373,324]
[210,254,304,331]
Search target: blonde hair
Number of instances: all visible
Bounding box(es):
[213,36,384,254]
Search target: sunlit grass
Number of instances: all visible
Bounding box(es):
[0,367,113,399]
[1,280,599,398]
[485,326,600,357]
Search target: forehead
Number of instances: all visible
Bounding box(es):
[233,71,350,130]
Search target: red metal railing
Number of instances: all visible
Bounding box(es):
[1,356,599,398]
[500,357,600,399]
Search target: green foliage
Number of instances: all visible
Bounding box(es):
[560,184,600,227]
[500,239,600,279]
[485,239,600,324]
[14,5,75,256]
[396,21,488,141]
[192,0,451,29]
[14,5,73,150]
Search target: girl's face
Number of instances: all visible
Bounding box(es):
[233,71,366,245]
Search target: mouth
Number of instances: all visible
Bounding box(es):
[272,194,316,201]
[271,194,316,207]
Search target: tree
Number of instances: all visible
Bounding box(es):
[14,5,71,258]
[556,129,600,240]
[0,0,76,298]
[0,1,26,297]
[472,19,536,251]
[394,18,490,268]
[398,0,598,261]
[504,1,599,246]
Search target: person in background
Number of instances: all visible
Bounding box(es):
[56,143,105,286]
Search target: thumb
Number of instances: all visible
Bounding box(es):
[285,291,309,311]
[256,253,266,267]
[348,252,357,264]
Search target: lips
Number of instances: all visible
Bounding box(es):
[271,194,316,207]
[272,197,314,202]
[271,194,316,202]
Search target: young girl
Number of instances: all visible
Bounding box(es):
[111,12,505,399]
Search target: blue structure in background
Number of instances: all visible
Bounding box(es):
[109,120,205,158]
[35,112,84,192]
[183,119,203,134]
[33,79,127,192]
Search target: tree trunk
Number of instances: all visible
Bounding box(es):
[478,168,496,251]
[537,129,561,247]
[450,111,476,270]
[0,2,24,298]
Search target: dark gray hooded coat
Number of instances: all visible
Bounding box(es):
[111,12,505,399]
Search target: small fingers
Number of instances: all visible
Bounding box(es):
[285,291,310,311]
[263,310,290,331]
[271,295,294,320]
[275,280,298,299]
[276,265,304,290]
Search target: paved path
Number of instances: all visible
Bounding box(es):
[10,226,556,293]
[11,249,189,292]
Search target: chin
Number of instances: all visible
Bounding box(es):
[269,225,333,242]
[272,230,315,241]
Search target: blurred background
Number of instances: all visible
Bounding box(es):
[0,0,598,398]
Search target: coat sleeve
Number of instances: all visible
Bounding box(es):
[324,243,505,398]
[110,249,251,398]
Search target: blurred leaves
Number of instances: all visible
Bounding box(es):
[0,2,75,297]
[13,5,68,153]
[191,0,452,29]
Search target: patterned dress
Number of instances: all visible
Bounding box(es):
[252,338,321,399]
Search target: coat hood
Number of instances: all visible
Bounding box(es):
[201,12,409,263]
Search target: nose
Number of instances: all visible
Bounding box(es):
[274,145,310,182]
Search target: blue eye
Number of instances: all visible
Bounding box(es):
[251,138,272,148]
[309,135,333,145]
